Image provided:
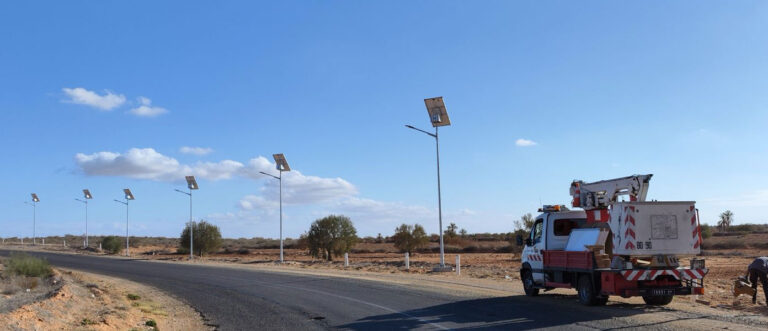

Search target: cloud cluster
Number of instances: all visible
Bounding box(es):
[129,97,168,117]
[180,146,214,156]
[62,87,168,117]
[62,87,126,110]
[74,148,358,204]
[515,138,537,147]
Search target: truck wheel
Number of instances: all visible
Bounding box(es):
[522,269,539,296]
[577,274,600,306]
[642,295,673,305]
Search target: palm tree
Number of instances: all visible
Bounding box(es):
[718,210,734,232]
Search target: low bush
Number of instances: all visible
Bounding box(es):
[127,293,141,300]
[101,236,123,254]
[702,239,748,250]
[4,253,52,278]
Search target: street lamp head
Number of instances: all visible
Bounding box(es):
[185,176,199,190]
[31,193,40,203]
[424,96,450,127]
[273,153,291,172]
[83,189,93,200]
[123,189,135,200]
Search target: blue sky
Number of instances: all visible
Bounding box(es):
[1,1,766,239]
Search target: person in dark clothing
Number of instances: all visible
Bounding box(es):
[746,257,768,305]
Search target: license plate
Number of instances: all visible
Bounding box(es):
[650,289,674,296]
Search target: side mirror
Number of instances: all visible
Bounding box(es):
[515,234,523,246]
[525,238,532,246]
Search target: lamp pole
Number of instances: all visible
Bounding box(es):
[177,176,198,259]
[406,96,451,269]
[114,199,129,256]
[75,198,88,247]
[175,188,194,259]
[260,171,283,263]
[115,188,134,257]
[26,193,40,245]
[405,125,445,267]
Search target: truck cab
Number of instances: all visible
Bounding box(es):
[521,206,586,283]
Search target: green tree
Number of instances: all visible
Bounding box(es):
[306,215,358,261]
[514,213,535,231]
[393,224,430,255]
[180,221,223,257]
[718,210,733,232]
[444,222,458,239]
[101,236,123,255]
[459,228,468,238]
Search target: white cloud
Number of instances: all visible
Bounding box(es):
[75,148,185,181]
[180,146,214,156]
[515,138,537,147]
[62,87,126,110]
[129,97,168,117]
[75,148,357,204]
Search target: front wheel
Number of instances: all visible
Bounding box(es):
[642,295,673,305]
[577,274,606,306]
[522,269,539,296]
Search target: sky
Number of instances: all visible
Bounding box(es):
[0,1,766,240]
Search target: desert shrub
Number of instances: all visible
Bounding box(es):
[462,245,479,253]
[430,245,462,253]
[237,248,250,255]
[393,224,429,255]
[179,220,223,256]
[4,253,52,278]
[127,293,141,300]
[306,215,358,261]
[700,224,712,239]
[101,236,123,254]
[706,240,748,250]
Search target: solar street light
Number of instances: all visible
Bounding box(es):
[262,153,291,263]
[27,193,39,245]
[176,176,199,259]
[76,189,93,248]
[405,96,451,269]
[114,188,134,256]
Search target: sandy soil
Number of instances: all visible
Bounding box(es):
[0,267,209,331]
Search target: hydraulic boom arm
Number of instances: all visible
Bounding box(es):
[570,174,653,210]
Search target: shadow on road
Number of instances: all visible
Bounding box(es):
[340,295,651,330]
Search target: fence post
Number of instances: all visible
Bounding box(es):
[21,238,23,246]
[63,240,66,247]
[42,238,45,245]
[456,255,461,275]
[344,253,349,267]
[99,243,102,251]
[405,252,410,270]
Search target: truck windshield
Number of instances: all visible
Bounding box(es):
[532,220,544,243]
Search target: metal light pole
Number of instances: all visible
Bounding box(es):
[26,194,40,245]
[262,153,291,263]
[405,96,451,269]
[175,176,198,260]
[76,189,93,248]
[114,189,134,257]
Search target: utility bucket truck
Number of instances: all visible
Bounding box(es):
[519,175,707,306]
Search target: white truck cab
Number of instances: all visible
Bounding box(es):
[521,206,586,283]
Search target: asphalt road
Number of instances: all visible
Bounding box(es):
[0,250,710,330]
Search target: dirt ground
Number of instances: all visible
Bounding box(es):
[0,265,209,331]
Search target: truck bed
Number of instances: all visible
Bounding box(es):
[543,250,594,271]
